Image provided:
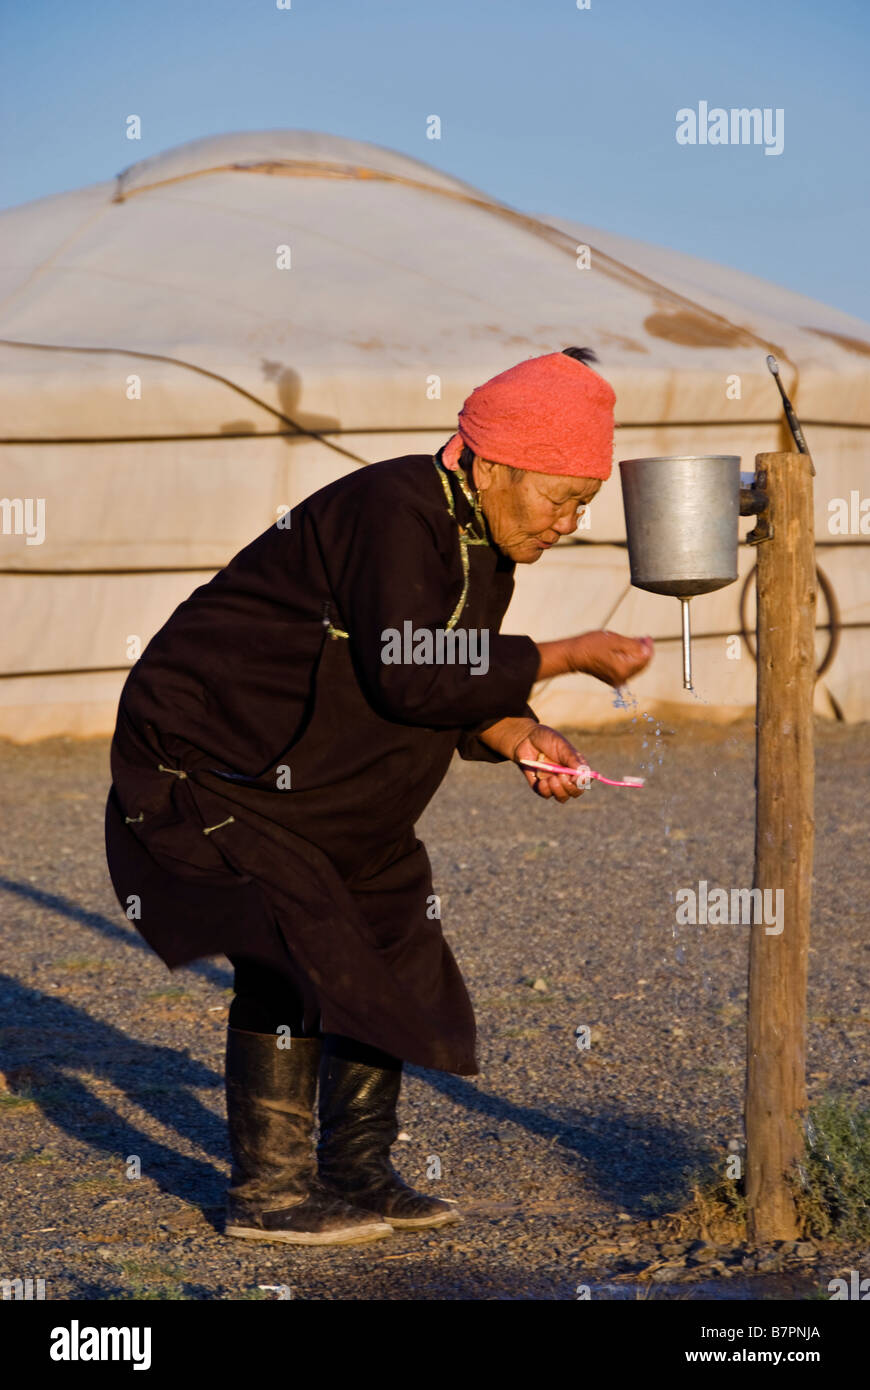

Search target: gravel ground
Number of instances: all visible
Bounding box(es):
[1,715,868,1301]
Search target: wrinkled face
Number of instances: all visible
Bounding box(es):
[472,457,603,563]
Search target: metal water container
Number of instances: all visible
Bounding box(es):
[618,455,741,688]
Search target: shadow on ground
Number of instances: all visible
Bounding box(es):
[410,1065,715,1217]
[0,875,231,990]
[1,873,712,1223]
[0,973,226,1207]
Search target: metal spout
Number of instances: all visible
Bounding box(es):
[680,598,693,690]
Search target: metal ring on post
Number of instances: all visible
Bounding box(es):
[739,561,841,679]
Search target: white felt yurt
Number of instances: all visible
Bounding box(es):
[1,130,868,739]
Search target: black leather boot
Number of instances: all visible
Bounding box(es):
[317,1041,461,1229]
[224,1028,392,1245]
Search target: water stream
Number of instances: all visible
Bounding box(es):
[610,677,750,1177]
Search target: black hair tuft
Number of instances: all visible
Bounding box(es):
[561,346,599,365]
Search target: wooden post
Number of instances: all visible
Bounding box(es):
[745,450,816,1242]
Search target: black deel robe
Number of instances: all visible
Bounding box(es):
[105,452,540,1075]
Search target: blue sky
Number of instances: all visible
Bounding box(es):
[2,0,868,320]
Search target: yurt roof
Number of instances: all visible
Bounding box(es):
[1,129,869,438]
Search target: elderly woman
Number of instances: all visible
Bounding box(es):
[105,346,653,1247]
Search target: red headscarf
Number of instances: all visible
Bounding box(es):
[442,351,615,480]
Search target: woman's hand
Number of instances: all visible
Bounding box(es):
[575,631,654,687]
[476,717,588,801]
[536,631,654,687]
[513,723,590,804]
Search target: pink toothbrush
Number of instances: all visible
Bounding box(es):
[519,757,645,788]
